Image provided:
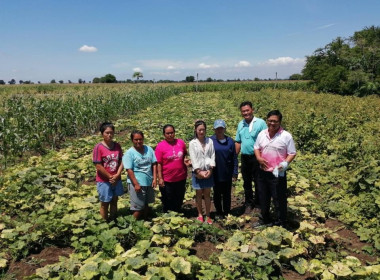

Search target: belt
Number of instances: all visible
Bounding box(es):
[241,154,255,158]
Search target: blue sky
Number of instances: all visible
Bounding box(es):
[0,0,379,83]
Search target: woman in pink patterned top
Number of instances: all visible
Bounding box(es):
[93,122,124,221]
[155,124,190,213]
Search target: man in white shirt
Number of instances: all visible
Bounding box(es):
[253,110,296,228]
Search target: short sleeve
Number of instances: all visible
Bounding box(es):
[116,143,123,159]
[148,146,157,164]
[122,149,134,170]
[155,142,163,164]
[235,122,242,143]
[254,132,264,150]
[92,144,102,163]
[286,135,297,155]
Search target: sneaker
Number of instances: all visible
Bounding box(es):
[196,216,204,222]
[206,217,213,225]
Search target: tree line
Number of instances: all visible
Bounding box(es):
[292,25,380,96]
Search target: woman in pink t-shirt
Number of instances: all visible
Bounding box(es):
[155,124,190,212]
[92,122,124,221]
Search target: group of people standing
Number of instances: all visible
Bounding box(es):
[92,101,296,228]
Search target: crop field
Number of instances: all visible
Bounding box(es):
[0,83,379,279]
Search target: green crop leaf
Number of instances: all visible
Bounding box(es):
[351,264,380,276]
[1,229,17,239]
[170,257,191,274]
[151,234,171,245]
[257,255,272,266]
[124,270,143,280]
[262,227,282,246]
[240,244,249,253]
[115,243,124,255]
[175,238,194,249]
[121,248,141,258]
[308,235,325,245]
[309,259,326,275]
[278,248,302,260]
[35,265,52,278]
[79,262,99,279]
[321,269,335,280]
[219,251,241,269]
[135,240,151,254]
[329,262,353,276]
[344,256,361,268]
[0,258,7,268]
[291,258,308,275]
[125,256,145,270]
[151,224,163,233]
[146,266,167,278]
[99,261,112,275]
[251,235,268,249]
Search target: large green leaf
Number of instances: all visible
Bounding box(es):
[291,258,308,275]
[78,262,99,279]
[219,251,242,269]
[329,262,353,277]
[170,257,191,274]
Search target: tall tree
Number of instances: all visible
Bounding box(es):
[133,72,143,81]
[100,74,117,83]
[302,26,380,96]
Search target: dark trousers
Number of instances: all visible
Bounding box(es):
[159,179,186,212]
[241,154,260,207]
[213,179,232,215]
[257,169,287,224]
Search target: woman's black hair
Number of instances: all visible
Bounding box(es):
[163,124,175,134]
[100,122,115,134]
[267,110,283,122]
[194,120,206,139]
[130,130,144,140]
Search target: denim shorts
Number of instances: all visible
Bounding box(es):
[97,181,124,202]
[128,183,155,211]
[191,173,214,190]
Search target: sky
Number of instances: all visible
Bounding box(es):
[0,0,379,83]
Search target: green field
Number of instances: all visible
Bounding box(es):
[0,83,379,279]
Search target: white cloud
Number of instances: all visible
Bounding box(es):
[199,63,219,69]
[151,71,181,76]
[133,67,142,72]
[315,23,336,30]
[78,45,98,52]
[235,61,251,67]
[259,57,305,66]
[138,59,184,69]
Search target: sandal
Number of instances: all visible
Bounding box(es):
[206,217,213,225]
[197,216,204,222]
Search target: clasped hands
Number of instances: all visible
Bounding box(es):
[109,174,119,186]
[195,169,212,179]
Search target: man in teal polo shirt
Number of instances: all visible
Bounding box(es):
[235,101,267,214]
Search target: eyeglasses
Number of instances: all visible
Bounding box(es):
[267,120,280,124]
